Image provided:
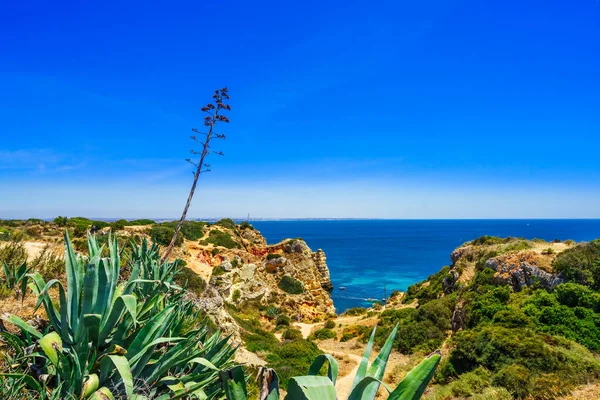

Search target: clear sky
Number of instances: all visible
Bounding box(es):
[1,0,599,219]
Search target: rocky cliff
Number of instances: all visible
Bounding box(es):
[176,222,336,334]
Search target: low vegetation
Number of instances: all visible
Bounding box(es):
[388,236,600,399]
[278,275,305,294]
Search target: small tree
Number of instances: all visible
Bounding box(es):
[161,88,231,263]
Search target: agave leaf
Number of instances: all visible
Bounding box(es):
[359,323,399,399]
[285,375,337,400]
[187,357,219,371]
[348,376,393,400]
[1,314,42,339]
[351,324,377,391]
[0,373,42,391]
[64,231,83,332]
[82,374,100,399]
[89,387,115,400]
[82,260,100,316]
[219,366,248,400]
[388,351,441,400]
[98,294,137,344]
[307,354,338,385]
[127,336,185,368]
[39,332,63,367]
[258,367,280,400]
[106,355,134,398]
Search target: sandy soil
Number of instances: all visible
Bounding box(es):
[183,242,214,282]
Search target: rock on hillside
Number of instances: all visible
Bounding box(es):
[177,224,335,322]
[445,238,570,293]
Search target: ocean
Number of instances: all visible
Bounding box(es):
[251,219,600,312]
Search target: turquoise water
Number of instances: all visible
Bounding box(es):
[251,220,600,312]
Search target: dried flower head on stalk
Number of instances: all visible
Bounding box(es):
[161,88,230,263]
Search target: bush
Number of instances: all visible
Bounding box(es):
[266,306,281,318]
[309,328,336,340]
[342,307,368,316]
[215,218,237,230]
[340,333,354,342]
[150,225,183,246]
[553,240,600,288]
[30,245,64,281]
[492,364,533,398]
[278,276,304,294]
[266,253,283,260]
[282,328,303,340]
[204,229,239,249]
[160,220,208,240]
[239,221,254,230]
[542,247,555,255]
[232,289,241,302]
[276,315,291,327]
[470,236,505,246]
[0,241,28,267]
[175,266,207,296]
[324,319,336,329]
[53,216,68,227]
[110,219,128,230]
[128,219,156,225]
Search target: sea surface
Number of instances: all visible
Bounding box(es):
[251,220,600,312]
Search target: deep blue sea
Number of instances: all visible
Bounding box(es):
[251,220,600,312]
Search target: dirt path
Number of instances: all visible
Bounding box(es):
[333,351,361,398]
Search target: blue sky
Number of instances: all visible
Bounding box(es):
[1,0,599,219]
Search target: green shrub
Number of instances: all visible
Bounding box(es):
[232,289,241,302]
[470,236,505,246]
[324,319,336,329]
[150,225,183,246]
[204,229,239,249]
[276,315,291,327]
[266,253,283,260]
[30,245,64,281]
[553,240,600,288]
[239,221,254,230]
[0,241,28,267]
[53,216,68,227]
[265,339,322,387]
[212,265,226,276]
[159,220,208,240]
[282,328,303,341]
[340,333,354,342]
[278,275,304,294]
[492,364,533,398]
[310,328,336,340]
[342,307,368,316]
[110,219,128,230]
[448,367,492,397]
[175,266,207,296]
[266,306,281,318]
[403,266,451,304]
[215,218,237,230]
[128,219,156,225]
[542,247,555,255]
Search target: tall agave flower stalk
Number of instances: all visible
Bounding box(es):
[1,233,236,399]
[220,324,441,400]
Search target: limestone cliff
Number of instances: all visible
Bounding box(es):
[178,223,336,326]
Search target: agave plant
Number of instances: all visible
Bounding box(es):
[1,260,32,294]
[220,324,441,400]
[1,233,236,399]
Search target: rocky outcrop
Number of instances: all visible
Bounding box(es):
[486,258,565,291]
[313,249,333,291]
[193,228,336,321]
